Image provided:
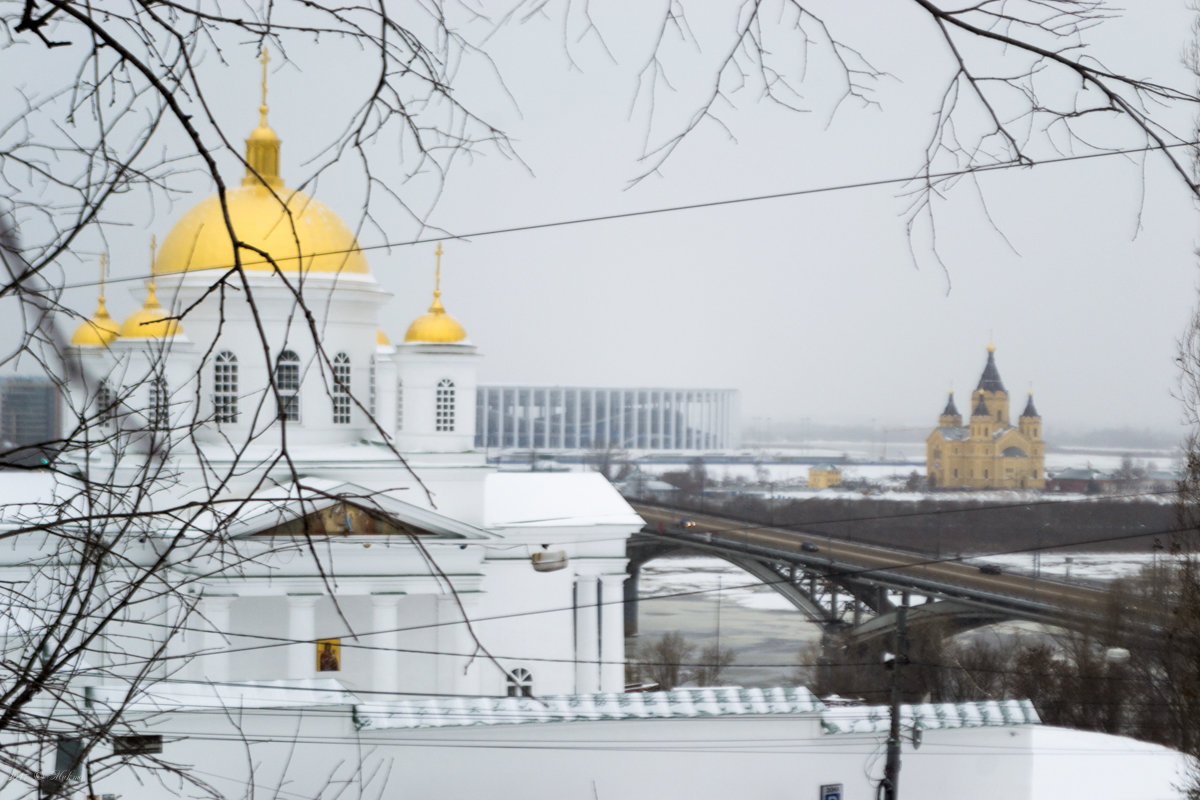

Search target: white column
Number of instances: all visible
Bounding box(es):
[375,355,398,437]
[287,596,319,681]
[599,575,626,692]
[666,390,675,450]
[631,391,640,449]
[524,389,533,448]
[162,591,186,679]
[437,594,482,695]
[371,594,401,698]
[200,595,234,683]
[575,575,600,694]
[571,388,580,448]
[617,390,626,448]
[480,388,490,448]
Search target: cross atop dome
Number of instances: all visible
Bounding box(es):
[243,45,282,189]
[404,242,468,344]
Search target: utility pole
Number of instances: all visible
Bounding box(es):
[882,593,909,800]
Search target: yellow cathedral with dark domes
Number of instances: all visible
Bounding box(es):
[925,345,1045,490]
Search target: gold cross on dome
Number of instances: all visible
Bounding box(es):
[259,46,270,125]
[435,242,443,294]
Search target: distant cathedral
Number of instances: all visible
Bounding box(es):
[925,345,1044,490]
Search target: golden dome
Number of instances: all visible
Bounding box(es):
[152,48,367,277]
[403,243,467,343]
[70,296,119,347]
[404,293,467,343]
[152,187,369,276]
[377,328,391,346]
[120,282,182,339]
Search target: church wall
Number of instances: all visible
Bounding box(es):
[474,557,586,695]
[53,708,1183,800]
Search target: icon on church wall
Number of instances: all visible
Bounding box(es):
[316,638,341,672]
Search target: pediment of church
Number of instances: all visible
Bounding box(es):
[227,480,495,540]
[252,501,432,537]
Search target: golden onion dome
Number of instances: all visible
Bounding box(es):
[152,48,368,277]
[120,282,182,340]
[404,292,467,343]
[377,328,391,346]
[403,243,467,344]
[70,296,119,347]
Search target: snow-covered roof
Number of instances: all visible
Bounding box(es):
[821,699,1039,734]
[89,678,357,713]
[484,472,644,528]
[359,686,823,729]
[937,427,969,441]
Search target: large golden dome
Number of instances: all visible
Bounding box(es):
[152,186,369,276]
[153,51,368,277]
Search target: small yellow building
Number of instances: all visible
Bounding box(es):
[925,345,1044,490]
[808,465,843,489]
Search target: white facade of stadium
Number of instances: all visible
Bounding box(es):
[477,385,740,450]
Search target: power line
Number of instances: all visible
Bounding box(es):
[54,139,1200,291]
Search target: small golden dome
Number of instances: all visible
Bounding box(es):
[377,328,391,346]
[403,292,467,343]
[404,243,466,343]
[70,297,119,347]
[120,283,182,339]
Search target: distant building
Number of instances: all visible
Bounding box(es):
[476,386,739,451]
[808,464,842,489]
[925,345,1045,489]
[1046,467,1108,494]
[0,375,61,453]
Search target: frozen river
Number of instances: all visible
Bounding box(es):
[629,552,1155,686]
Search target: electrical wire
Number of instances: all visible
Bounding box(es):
[53,139,1200,290]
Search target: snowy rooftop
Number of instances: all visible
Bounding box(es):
[355,688,1042,733]
[484,472,644,528]
[358,686,823,729]
[90,678,358,713]
[820,699,1040,734]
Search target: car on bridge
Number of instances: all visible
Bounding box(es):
[978,564,1002,575]
[679,519,697,529]
[801,542,819,553]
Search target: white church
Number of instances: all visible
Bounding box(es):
[0,77,1190,800]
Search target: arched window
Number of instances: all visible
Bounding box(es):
[332,353,351,425]
[368,355,376,417]
[149,375,169,432]
[435,378,455,432]
[506,667,533,698]
[396,379,404,431]
[97,380,114,426]
[213,351,238,423]
[275,350,301,422]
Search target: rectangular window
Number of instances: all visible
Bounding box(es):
[149,376,168,432]
[112,735,163,756]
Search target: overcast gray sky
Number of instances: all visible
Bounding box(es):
[8,1,1199,438]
